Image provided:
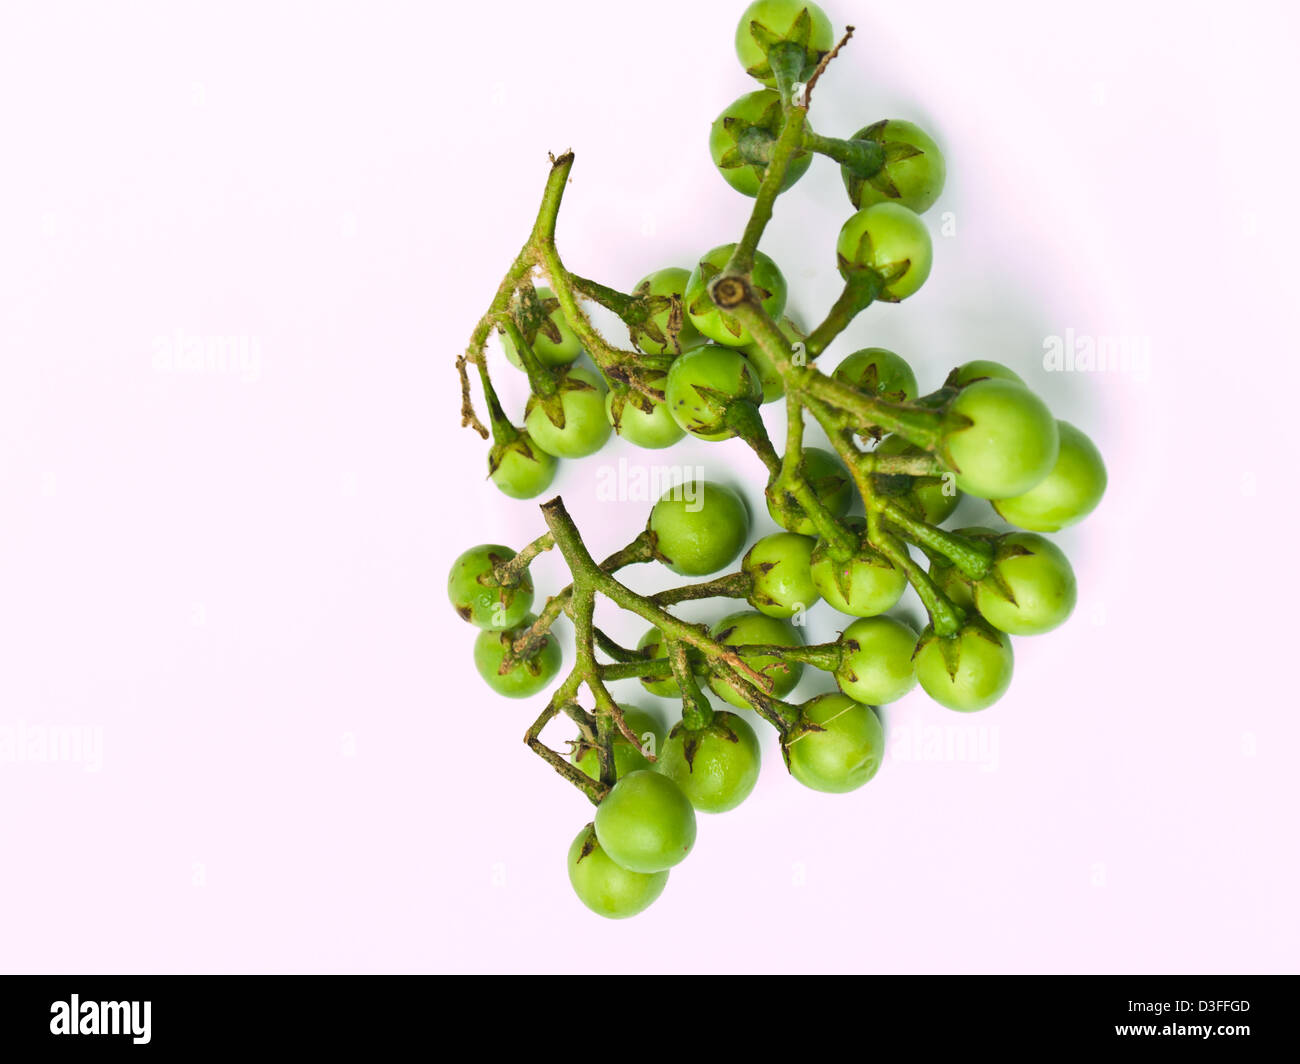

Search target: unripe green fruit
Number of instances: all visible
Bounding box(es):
[993,421,1107,531]
[735,0,836,88]
[447,544,534,629]
[572,708,665,782]
[914,623,1014,712]
[524,367,613,459]
[567,824,668,919]
[659,712,762,813]
[810,531,908,618]
[941,380,1059,499]
[973,533,1077,636]
[835,615,918,705]
[743,532,819,618]
[842,119,946,214]
[664,344,762,441]
[502,287,583,368]
[606,375,686,449]
[784,693,885,793]
[594,770,697,874]
[836,202,933,301]
[488,433,558,499]
[648,480,750,576]
[472,615,562,699]
[708,610,804,710]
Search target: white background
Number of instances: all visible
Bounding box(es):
[1,0,1297,972]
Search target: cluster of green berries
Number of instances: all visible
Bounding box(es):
[452,0,1107,918]
[482,0,954,500]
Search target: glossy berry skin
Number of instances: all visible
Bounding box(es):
[473,615,562,699]
[810,531,908,618]
[993,421,1107,532]
[685,244,788,347]
[664,344,762,440]
[502,287,583,368]
[594,770,697,874]
[708,610,804,709]
[836,202,933,302]
[572,708,665,782]
[784,693,885,794]
[735,0,835,88]
[567,823,667,919]
[632,267,702,355]
[740,316,805,403]
[835,615,918,705]
[488,433,558,500]
[766,447,853,535]
[637,627,707,698]
[833,346,918,402]
[743,532,819,618]
[842,119,946,214]
[942,380,1059,499]
[606,375,686,450]
[710,89,813,197]
[914,623,1014,712]
[874,434,960,525]
[649,480,750,576]
[448,544,534,629]
[659,712,762,814]
[949,359,1025,387]
[524,367,613,459]
[973,533,1077,636]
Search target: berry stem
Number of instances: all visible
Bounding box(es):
[803,130,884,175]
[802,273,880,358]
[492,532,553,587]
[879,501,994,580]
[539,496,776,698]
[728,401,782,477]
[736,642,841,670]
[807,407,965,638]
[500,316,559,399]
[667,642,714,731]
[505,531,655,664]
[523,691,607,805]
[652,571,753,606]
[799,371,945,449]
[724,104,809,277]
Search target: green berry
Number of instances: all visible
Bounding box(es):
[649,480,750,576]
[502,287,583,368]
[488,433,558,500]
[834,615,918,705]
[842,119,946,214]
[448,544,534,629]
[708,610,804,710]
[742,532,820,618]
[659,712,762,813]
[993,421,1107,531]
[914,622,1014,712]
[784,693,884,794]
[594,770,697,874]
[524,367,613,459]
[472,615,562,699]
[567,823,668,919]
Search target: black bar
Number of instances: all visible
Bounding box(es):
[0,975,1292,1052]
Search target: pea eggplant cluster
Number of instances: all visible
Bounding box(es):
[450,0,1107,918]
